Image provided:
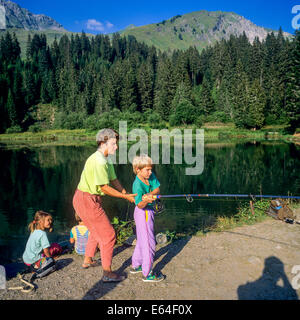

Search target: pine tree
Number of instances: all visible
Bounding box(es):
[199,76,214,116]
[120,60,138,111]
[170,81,196,125]
[153,55,176,120]
[171,81,192,112]
[26,34,32,61]
[231,60,250,128]
[248,37,264,83]
[186,46,201,86]
[248,79,266,129]
[285,30,300,132]
[24,68,37,107]
[137,60,154,112]
[6,89,17,126]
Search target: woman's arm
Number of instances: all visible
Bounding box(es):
[110,179,126,193]
[100,184,136,203]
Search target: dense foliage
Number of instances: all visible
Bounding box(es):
[0,29,299,133]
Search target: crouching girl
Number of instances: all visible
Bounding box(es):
[22,211,56,278]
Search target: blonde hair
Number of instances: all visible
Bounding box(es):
[28,210,53,233]
[132,154,153,175]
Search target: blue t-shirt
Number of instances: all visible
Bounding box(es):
[23,230,50,265]
[132,172,160,209]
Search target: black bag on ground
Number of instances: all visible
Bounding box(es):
[266,199,296,221]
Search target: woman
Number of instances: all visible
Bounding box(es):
[73,128,136,282]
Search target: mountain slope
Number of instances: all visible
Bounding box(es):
[119,10,292,52]
[0,0,65,31]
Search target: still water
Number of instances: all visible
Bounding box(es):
[0,140,299,264]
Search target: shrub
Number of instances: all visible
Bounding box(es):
[28,123,43,133]
[5,125,22,134]
[195,115,205,128]
[83,115,99,131]
[207,111,231,123]
[53,112,86,130]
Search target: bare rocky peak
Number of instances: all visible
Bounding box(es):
[0,0,65,31]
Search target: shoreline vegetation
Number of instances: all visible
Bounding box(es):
[0,123,300,145]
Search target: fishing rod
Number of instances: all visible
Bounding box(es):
[152,193,300,225]
[153,194,300,202]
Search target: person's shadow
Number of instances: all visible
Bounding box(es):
[81,236,191,300]
[237,256,298,300]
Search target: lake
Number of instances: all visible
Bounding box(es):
[0,139,299,264]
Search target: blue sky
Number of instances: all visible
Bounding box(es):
[12,0,300,35]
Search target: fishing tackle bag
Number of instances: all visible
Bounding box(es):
[32,257,56,279]
[266,199,296,221]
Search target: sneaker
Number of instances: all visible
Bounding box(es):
[129,266,143,274]
[142,271,164,282]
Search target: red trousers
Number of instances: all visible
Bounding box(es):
[72,189,116,270]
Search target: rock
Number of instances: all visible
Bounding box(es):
[156,233,168,245]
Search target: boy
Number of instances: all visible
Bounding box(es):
[130,154,164,282]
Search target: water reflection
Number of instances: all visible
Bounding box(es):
[0,141,299,264]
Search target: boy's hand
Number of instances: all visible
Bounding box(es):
[142,194,155,203]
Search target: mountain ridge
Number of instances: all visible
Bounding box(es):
[0,0,65,31]
[118,10,292,52]
[0,1,293,55]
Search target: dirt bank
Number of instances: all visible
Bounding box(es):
[1,210,300,300]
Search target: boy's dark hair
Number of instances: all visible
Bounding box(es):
[96,128,119,147]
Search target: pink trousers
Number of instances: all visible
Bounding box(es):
[72,189,116,270]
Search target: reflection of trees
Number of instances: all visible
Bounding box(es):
[0,211,10,237]
[0,142,299,241]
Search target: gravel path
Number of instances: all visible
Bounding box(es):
[1,210,300,300]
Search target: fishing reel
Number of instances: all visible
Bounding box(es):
[153,198,165,215]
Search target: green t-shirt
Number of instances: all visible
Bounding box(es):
[132,172,160,209]
[23,230,50,265]
[77,151,117,195]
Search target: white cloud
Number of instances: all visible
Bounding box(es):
[106,21,114,29]
[86,19,104,32]
[86,19,114,33]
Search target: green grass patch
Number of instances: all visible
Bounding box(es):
[0,122,297,145]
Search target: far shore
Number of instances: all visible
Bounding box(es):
[0,123,299,145]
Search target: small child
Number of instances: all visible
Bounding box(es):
[130,154,164,282]
[23,211,56,276]
[70,213,100,269]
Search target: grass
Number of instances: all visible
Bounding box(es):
[194,200,300,237]
[0,122,298,144]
